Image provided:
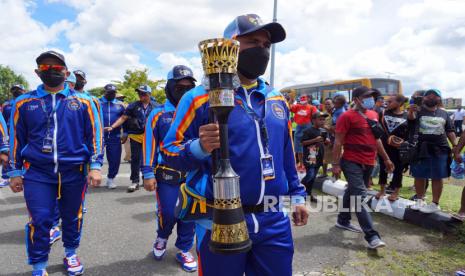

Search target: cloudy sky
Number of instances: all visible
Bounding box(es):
[1,0,464,100]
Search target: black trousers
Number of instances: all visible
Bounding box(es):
[130,139,142,184]
[379,146,404,189]
[454,120,463,136]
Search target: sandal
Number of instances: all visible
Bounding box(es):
[452,213,465,221]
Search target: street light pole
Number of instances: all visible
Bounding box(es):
[270,0,278,88]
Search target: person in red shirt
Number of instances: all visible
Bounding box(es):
[332,86,394,249]
[291,95,317,171]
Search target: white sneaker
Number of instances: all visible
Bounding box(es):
[176,251,198,272]
[410,199,426,211]
[367,238,386,249]
[153,237,168,260]
[106,178,116,189]
[419,202,441,214]
[0,179,9,188]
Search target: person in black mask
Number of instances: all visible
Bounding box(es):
[73,70,87,93]
[408,89,457,214]
[100,84,126,189]
[8,50,102,276]
[161,14,308,276]
[164,65,196,107]
[3,84,25,128]
[0,84,25,187]
[141,65,197,271]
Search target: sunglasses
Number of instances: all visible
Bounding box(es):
[38,64,66,72]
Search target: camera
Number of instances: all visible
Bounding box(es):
[320,128,328,140]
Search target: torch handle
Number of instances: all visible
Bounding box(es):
[219,123,230,160]
[208,109,220,174]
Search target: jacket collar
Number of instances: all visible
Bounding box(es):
[164,99,176,112]
[36,83,70,98]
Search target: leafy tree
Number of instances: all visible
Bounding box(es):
[113,69,166,103]
[88,86,104,98]
[0,65,29,103]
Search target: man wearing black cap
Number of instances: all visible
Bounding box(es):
[73,70,87,93]
[332,86,393,249]
[8,50,103,276]
[100,84,126,189]
[162,14,308,276]
[142,65,197,272]
[0,84,25,187]
[3,84,25,128]
[107,84,157,192]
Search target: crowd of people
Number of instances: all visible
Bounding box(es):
[291,87,465,222]
[0,12,464,276]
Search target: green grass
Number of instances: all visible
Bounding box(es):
[349,240,465,276]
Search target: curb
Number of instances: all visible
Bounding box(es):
[313,177,463,232]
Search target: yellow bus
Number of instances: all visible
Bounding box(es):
[280,78,402,102]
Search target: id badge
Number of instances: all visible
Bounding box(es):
[42,136,53,153]
[261,154,275,181]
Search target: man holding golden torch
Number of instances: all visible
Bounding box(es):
[162,14,308,276]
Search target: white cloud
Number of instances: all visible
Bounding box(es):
[0,0,71,88]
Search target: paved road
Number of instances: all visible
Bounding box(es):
[0,162,443,275]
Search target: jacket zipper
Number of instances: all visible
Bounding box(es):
[244,89,266,205]
[108,102,111,139]
[52,94,58,173]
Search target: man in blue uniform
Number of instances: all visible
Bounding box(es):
[0,84,25,187]
[162,14,308,276]
[100,84,126,188]
[142,65,198,272]
[8,50,103,276]
[106,84,157,192]
[0,112,9,182]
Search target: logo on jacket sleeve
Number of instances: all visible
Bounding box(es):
[271,103,285,120]
[67,99,82,111]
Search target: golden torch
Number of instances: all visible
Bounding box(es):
[198,38,252,254]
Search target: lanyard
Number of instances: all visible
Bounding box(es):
[39,95,63,136]
[235,89,270,154]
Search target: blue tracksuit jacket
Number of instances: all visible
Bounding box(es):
[8,84,103,177]
[161,78,306,206]
[99,97,125,142]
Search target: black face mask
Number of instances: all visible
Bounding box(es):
[75,80,86,91]
[11,89,23,98]
[237,47,270,80]
[39,70,66,88]
[105,92,116,101]
[424,99,439,107]
[165,79,194,107]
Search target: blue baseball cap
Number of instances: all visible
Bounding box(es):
[425,88,441,97]
[73,70,86,80]
[11,84,25,91]
[36,50,67,67]
[66,72,76,84]
[136,84,152,94]
[167,65,196,81]
[104,84,117,92]
[312,99,320,106]
[224,14,286,44]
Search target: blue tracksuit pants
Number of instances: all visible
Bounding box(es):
[196,211,294,276]
[23,165,87,264]
[156,181,195,252]
[105,140,122,179]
